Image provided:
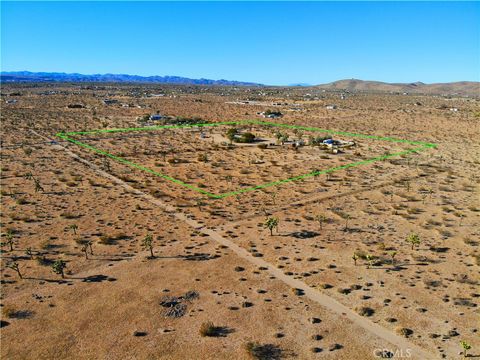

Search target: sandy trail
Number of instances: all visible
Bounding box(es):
[32,130,437,360]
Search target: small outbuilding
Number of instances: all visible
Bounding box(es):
[150,114,163,121]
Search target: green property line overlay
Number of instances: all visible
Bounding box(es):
[56,120,437,199]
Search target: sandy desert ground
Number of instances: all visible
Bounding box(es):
[1,83,479,359]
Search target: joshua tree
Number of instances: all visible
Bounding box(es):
[405,179,411,192]
[406,233,421,250]
[270,192,277,205]
[75,239,91,259]
[421,193,427,204]
[275,132,283,145]
[81,242,91,259]
[4,230,15,251]
[24,172,44,193]
[7,262,22,279]
[343,214,351,232]
[265,217,279,236]
[315,214,327,231]
[352,252,358,266]
[226,128,237,144]
[25,247,34,259]
[24,172,34,181]
[196,198,205,211]
[312,168,320,180]
[159,150,168,162]
[69,224,78,235]
[33,178,44,193]
[102,157,111,172]
[142,234,154,258]
[88,241,94,255]
[52,259,67,278]
[388,251,397,265]
[365,254,375,269]
[460,340,471,359]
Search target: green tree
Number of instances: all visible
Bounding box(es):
[226,128,237,144]
[265,217,279,236]
[33,178,44,193]
[4,230,15,251]
[75,239,91,259]
[142,234,154,258]
[315,214,327,231]
[388,251,397,265]
[352,252,358,266]
[460,340,471,359]
[52,259,67,278]
[343,214,351,232]
[365,254,375,269]
[69,224,78,235]
[270,192,277,205]
[7,262,22,279]
[406,233,421,250]
[159,150,168,162]
[275,132,283,145]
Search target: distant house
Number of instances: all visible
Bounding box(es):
[67,103,85,109]
[326,104,337,110]
[149,114,163,121]
[103,99,118,105]
[261,110,283,118]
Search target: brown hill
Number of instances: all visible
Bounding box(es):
[315,79,480,96]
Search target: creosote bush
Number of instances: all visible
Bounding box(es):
[199,321,217,337]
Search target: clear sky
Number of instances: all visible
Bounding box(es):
[1,1,479,85]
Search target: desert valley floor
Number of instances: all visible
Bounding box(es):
[1,84,479,359]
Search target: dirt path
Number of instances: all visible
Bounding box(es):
[32,130,436,360]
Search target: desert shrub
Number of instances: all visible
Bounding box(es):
[2,305,16,318]
[36,256,53,266]
[291,288,304,296]
[199,321,217,337]
[472,254,480,266]
[396,327,413,337]
[356,306,375,317]
[60,212,78,219]
[98,235,116,245]
[244,342,282,360]
[40,240,53,250]
[167,158,180,164]
[237,132,255,143]
[197,153,208,162]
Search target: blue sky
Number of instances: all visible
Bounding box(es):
[1,1,479,85]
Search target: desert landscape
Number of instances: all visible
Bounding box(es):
[1,82,479,359]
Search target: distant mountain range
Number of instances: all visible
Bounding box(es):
[315,79,480,96]
[1,72,478,96]
[0,71,263,86]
